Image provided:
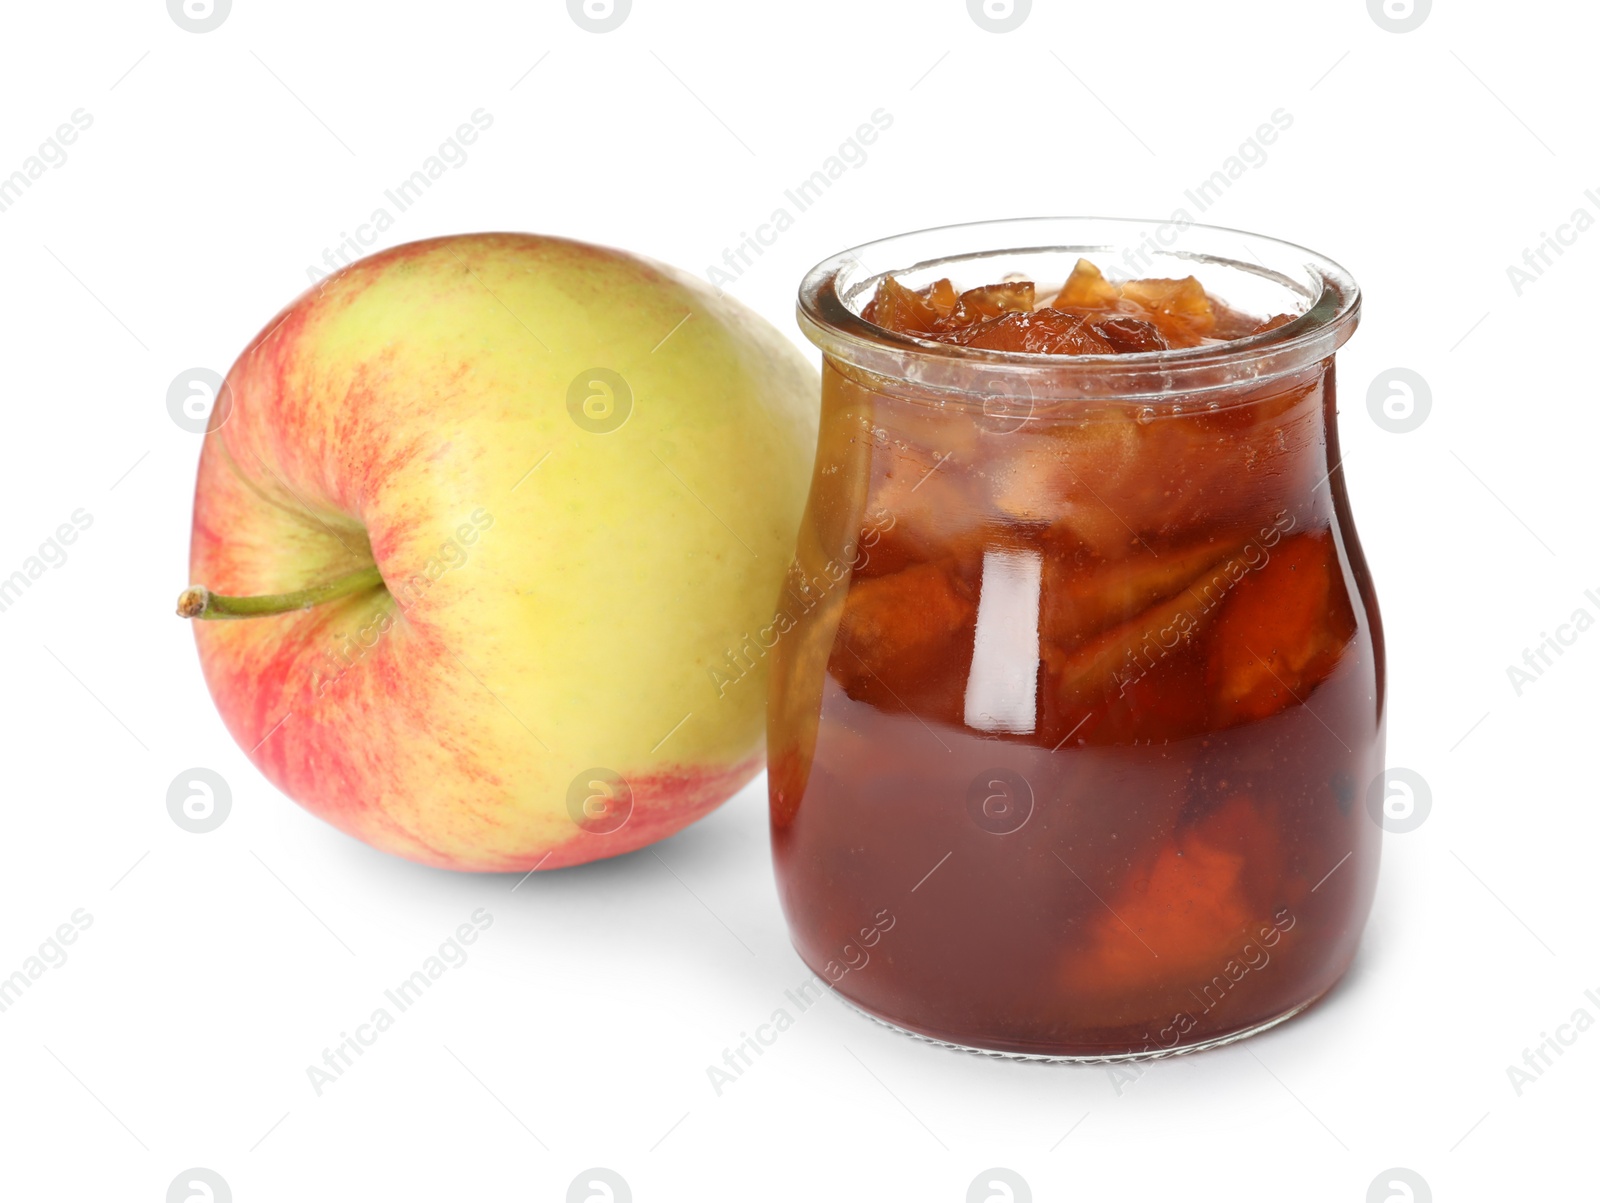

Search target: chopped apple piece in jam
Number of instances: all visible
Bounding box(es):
[1206,530,1357,726]
[1052,258,1121,310]
[863,258,1287,354]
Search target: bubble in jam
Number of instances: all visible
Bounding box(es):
[861,258,1293,353]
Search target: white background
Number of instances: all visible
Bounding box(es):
[0,1,1594,1200]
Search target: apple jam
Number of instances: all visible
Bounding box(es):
[861,258,1293,354]
[772,221,1382,1058]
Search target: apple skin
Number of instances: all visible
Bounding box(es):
[188,233,818,870]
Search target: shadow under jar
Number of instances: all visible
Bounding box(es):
[768,218,1385,1060]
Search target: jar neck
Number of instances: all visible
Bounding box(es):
[822,351,1335,428]
[816,355,1340,566]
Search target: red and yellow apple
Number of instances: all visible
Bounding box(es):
[182,233,818,870]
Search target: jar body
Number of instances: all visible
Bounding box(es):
[768,332,1384,1057]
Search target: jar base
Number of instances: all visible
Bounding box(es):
[830,989,1329,1063]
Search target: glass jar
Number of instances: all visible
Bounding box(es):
[768,218,1382,1059]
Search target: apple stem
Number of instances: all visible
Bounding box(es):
[176,565,385,620]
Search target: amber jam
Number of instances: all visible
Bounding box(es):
[770,219,1383,1059]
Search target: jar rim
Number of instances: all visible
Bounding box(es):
[796,216,1360,403]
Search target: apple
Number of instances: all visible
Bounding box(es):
[180,233,818,871]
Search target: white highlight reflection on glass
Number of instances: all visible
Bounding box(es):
[964,547,1042,734]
